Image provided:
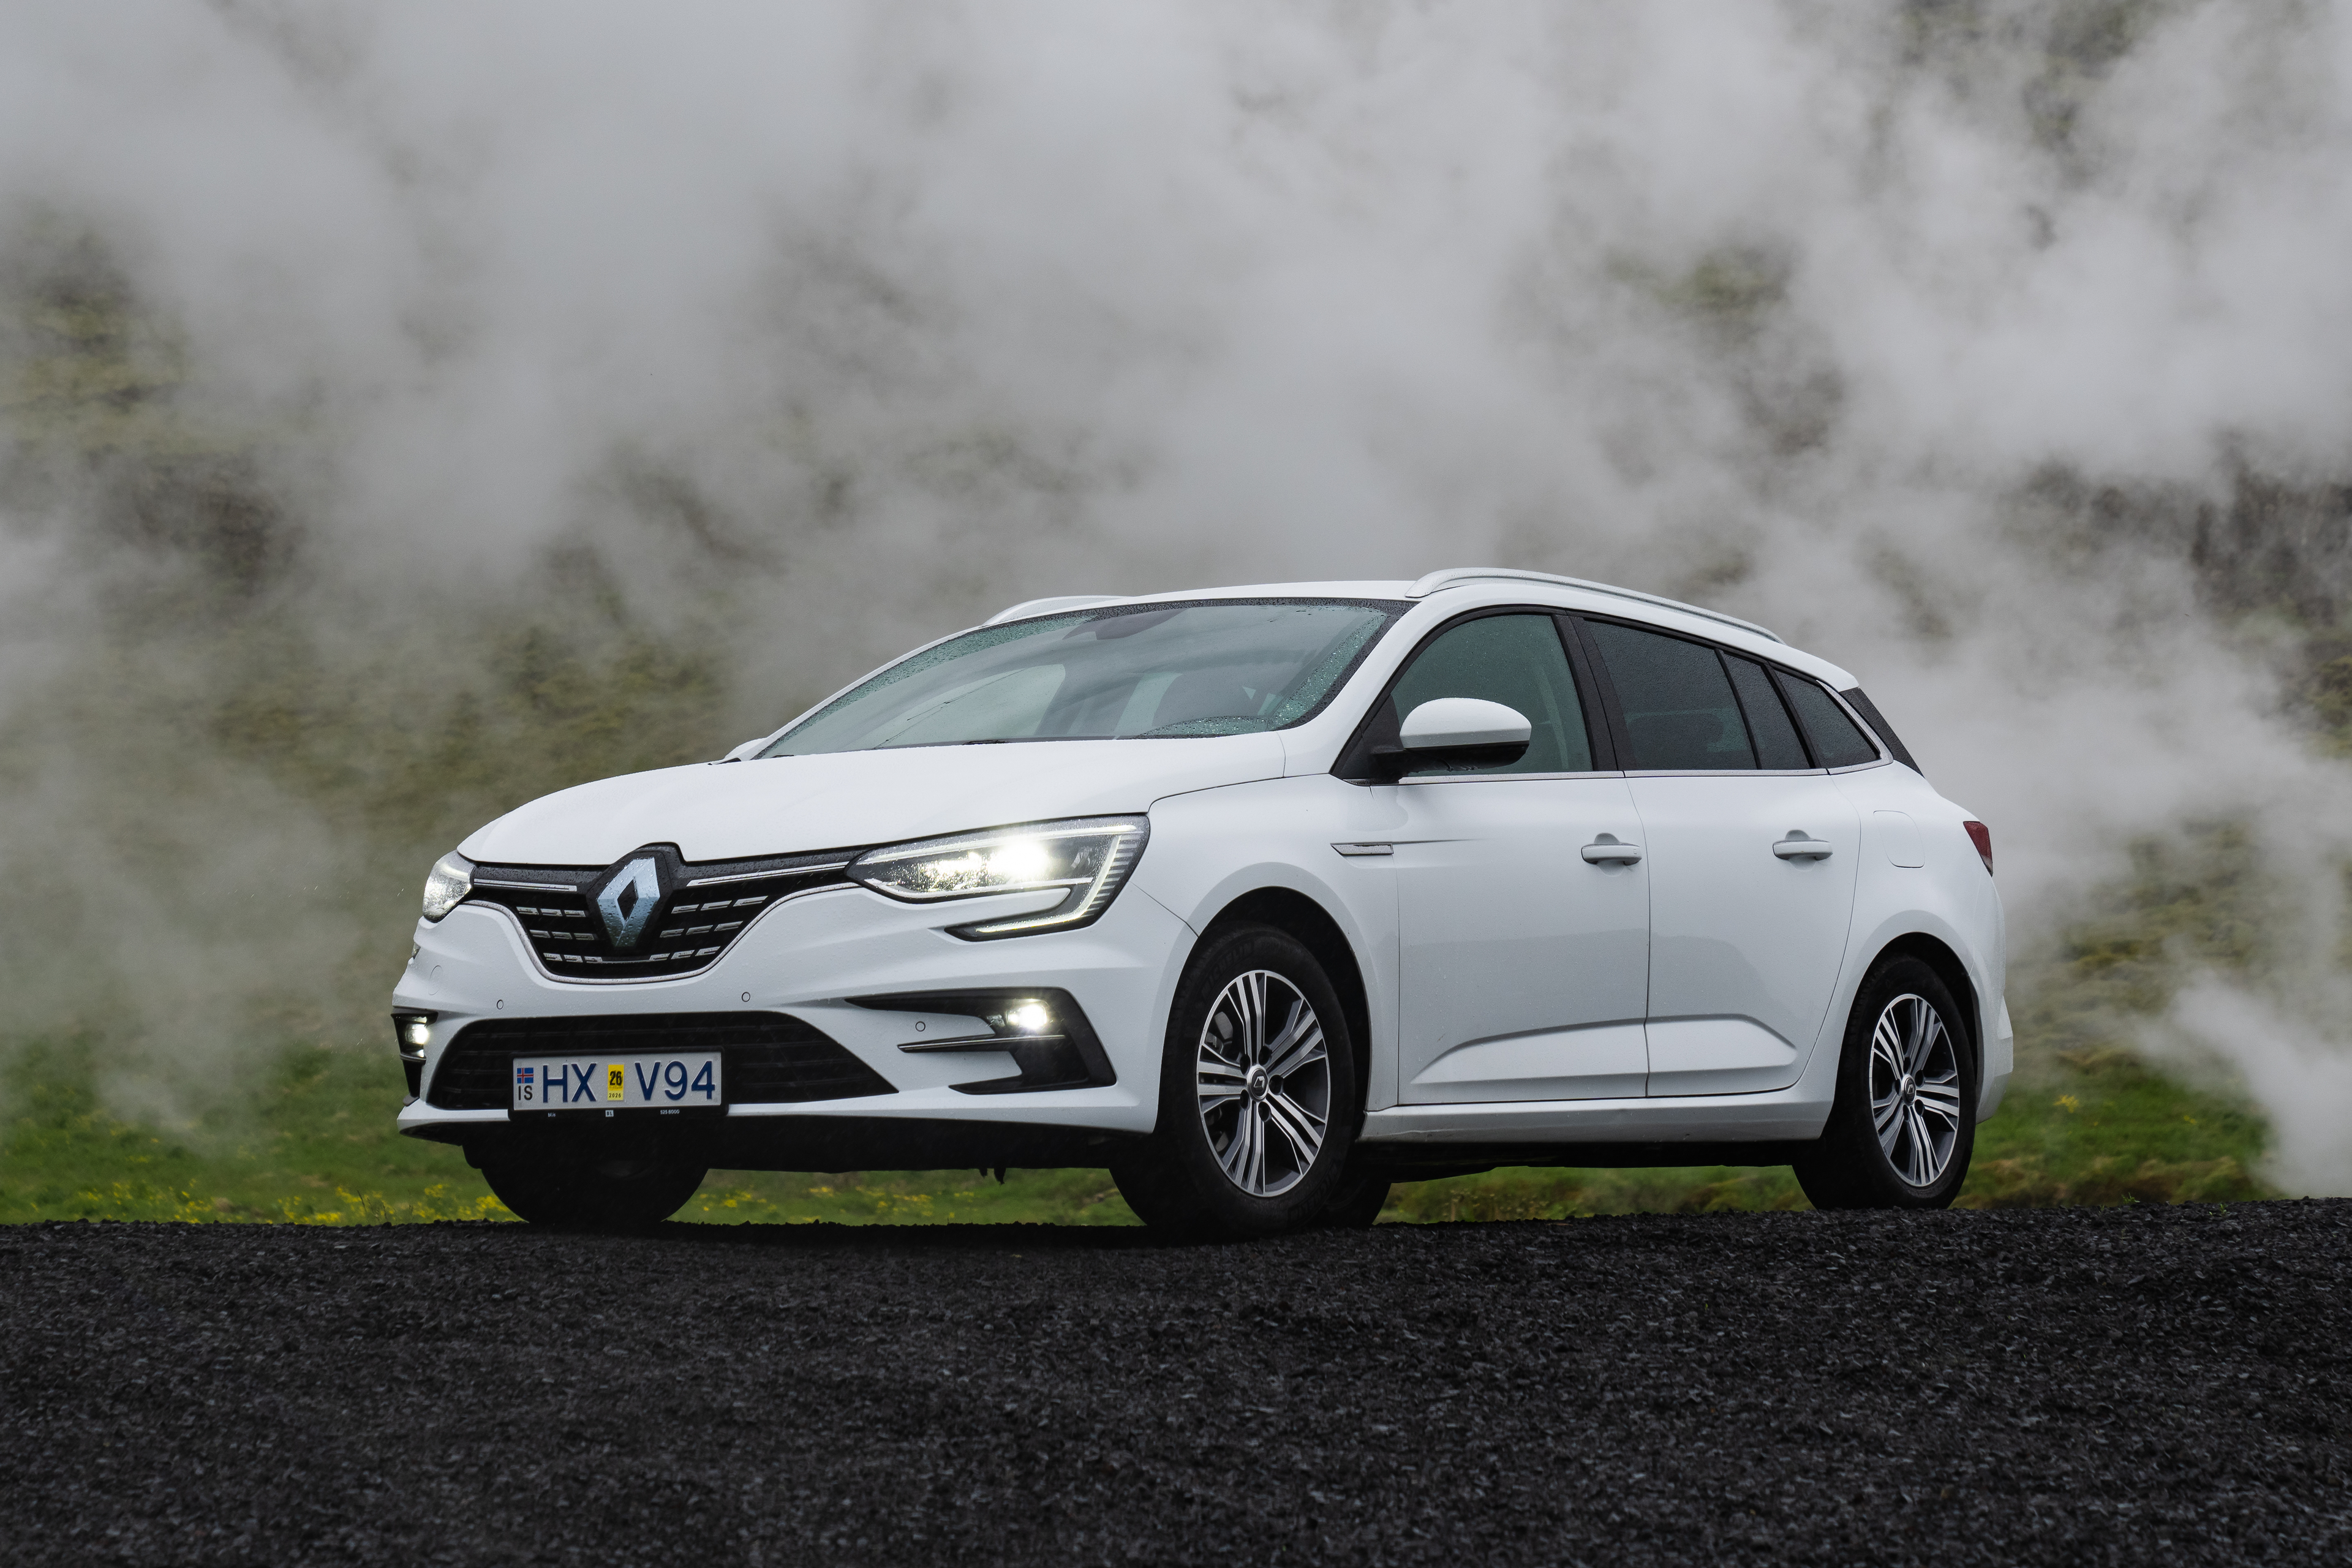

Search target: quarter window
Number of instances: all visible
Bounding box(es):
[1582,620,1755,771]
[1777,676,1881,768]
[1385,614,1593,775]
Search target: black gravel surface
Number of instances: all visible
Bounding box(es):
[4,1201,2349,1566]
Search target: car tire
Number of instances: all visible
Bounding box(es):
[1112,924,1359,1240]
[1314,1163,1392,1229]
[482,1157,707,1229]
[1793,956,1977,1211]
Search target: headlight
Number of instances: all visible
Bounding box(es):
[421,851,475,922]
[848,816,1148,939]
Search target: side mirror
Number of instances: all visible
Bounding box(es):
[1374,698,1532,777]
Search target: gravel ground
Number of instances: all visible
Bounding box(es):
[3,1200,2348,1566]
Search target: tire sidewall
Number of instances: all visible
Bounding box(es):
[482,1159,706,1228]
[581,1159,708,1227]
[1136,924,1359,1237]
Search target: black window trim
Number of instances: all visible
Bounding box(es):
[1721,647,1816,771]
[1566,611,1891,778]
[1330,605,1619,784]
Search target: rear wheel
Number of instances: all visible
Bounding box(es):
[1793,956,1975,1210]
[481,1156,707,1229]
[1113,924,1359,1239]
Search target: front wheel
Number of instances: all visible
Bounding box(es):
[481,1156,707,1229]
[1314,1163,1392,1229]
[1793,956,1976,1210]
[1112,924,1360,1239]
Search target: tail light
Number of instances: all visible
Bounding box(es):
[1962,821,1992,876]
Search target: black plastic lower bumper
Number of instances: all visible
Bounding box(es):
[418,1114,1150,1174]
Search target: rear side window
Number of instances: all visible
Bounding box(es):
[1777,675,1881,768]
[1386,613,1593,775]
[1583,620,1755,770]
[1724,655,1811,769]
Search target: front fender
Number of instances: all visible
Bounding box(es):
[1137,775,1402,1110]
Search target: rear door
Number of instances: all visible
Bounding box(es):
[1354,611,1651,1104]
[1574,617,1861,1096]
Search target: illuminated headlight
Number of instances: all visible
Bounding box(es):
[421,851,475,922]
[848,816,1148,939]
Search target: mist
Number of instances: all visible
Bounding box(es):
[4,1,2350,1188]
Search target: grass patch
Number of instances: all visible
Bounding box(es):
[0,1037,1144,1227]
[0,1012,2272,1227]
[0,1039,492,1224]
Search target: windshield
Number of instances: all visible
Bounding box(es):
[763,598,1402,756]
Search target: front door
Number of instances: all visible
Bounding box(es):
[1578,619,1862,1096]
[1378,612,1652,1103]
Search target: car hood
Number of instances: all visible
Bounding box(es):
[458,733,1290,867]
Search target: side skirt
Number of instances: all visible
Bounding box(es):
[1355,1140,1820,1180]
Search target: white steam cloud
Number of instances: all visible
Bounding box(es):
[4,1,2351,1185]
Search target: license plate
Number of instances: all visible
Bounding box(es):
[511,1051,723,1115]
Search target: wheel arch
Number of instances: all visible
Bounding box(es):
[1871,930,1983,1076]
[1196,887,1373,1124]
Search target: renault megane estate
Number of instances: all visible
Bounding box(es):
[391,568,2007,1234]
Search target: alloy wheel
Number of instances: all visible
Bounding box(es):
[1869,992,1963,1188]
[1194,969,1330,1197]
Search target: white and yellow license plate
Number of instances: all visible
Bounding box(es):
[511,1051,723,1114]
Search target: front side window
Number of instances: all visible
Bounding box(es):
[1583,619,1757,771]
[1384,613,1593,775]
[763,599,1400,756]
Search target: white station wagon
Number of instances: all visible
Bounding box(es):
[393,568,2008,1233]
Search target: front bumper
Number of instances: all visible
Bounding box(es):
[393,880,1191,1163]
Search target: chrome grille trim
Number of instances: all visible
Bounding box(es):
[687,861,850,886]
[461,845,872,984]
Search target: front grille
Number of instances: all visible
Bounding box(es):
[465,846,862,982]
[425,1012,897,1110]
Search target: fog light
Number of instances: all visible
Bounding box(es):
[390,1011,437,1102]
[850,987,1114,1096]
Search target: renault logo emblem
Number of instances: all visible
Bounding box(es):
[589,850,673,949]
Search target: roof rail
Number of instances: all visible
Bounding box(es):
[984,594,1129,626]
[1405,567,1783,644]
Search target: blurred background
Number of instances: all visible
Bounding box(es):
[3,0,2348,1224]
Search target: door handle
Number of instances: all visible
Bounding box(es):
[1773,834,1833,860]
[1581,836,1643,864]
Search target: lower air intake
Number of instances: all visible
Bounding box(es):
[426,1012,895,1110]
